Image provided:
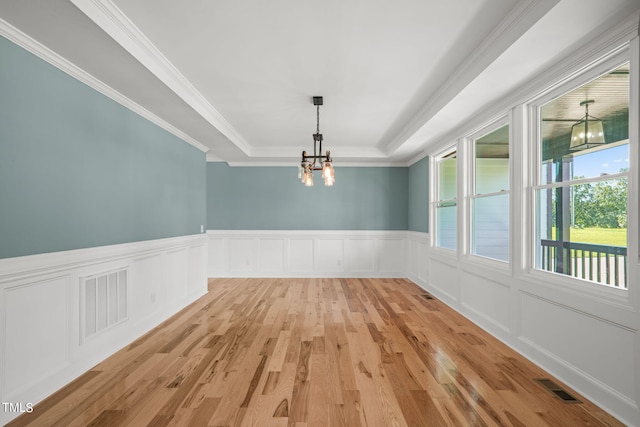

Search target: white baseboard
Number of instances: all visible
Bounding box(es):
[0,234,208,425]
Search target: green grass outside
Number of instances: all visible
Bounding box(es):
[571,227,627,247]
[551,227,627,247]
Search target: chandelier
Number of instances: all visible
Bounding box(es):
[569,99,605,151]
[298,96,335,186]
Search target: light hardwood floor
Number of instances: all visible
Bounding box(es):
[8,278,624,426]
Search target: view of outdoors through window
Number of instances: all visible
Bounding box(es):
[472,125,509,262]
[435,151,457,250]
[537,63,629,288]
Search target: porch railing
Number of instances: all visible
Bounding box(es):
[540,239,627,288]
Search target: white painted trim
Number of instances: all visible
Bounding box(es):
[0,234,208,425]
[209,230,408,237]
[516,336,640,417]
[418,20,640,424]
[385,0,561,155]
[0,18,209,154]
[207,230,414,278]
[70,0,251,156]
[422,12,640,158]
[405,151,429,167]
[0,234,206,280]
[249,146,388,159]
[223,161,411,167]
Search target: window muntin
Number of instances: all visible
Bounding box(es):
[470,125,510,262]
[435,151,457,250]
[535,63,629,288]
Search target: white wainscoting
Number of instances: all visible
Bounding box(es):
[208,230,415,278]
[0,234,208,425]
[421,246,640,426]
[406,231,429,286]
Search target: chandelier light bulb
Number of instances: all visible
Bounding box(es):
[322,162,335,186]
[304,171,314,186]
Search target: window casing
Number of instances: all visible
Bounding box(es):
[534,62,629,289]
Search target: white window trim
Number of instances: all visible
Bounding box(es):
[431,145,458,255]
[464,116,512,268]
[525,47,634,303]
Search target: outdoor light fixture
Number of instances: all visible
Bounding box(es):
[298,96,335,186]
[569,100,605,151]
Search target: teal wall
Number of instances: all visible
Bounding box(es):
[0,36,206,259]
[408,156,429,232]
[207,163,408,230]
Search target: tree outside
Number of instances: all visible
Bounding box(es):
[571,169,627,247]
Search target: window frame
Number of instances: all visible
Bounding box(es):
[527,49,632,295]
[431,146,458,253]
[465,117,512,265]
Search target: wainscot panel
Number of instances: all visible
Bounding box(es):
[427,255,460,303]
[207,230,414,278]
[345,239,375,273]
[406,231,429,287]
[379,238,405,273]
[4,277,69,399]
[259,239,285,274]
[460,270,511,334]
[519,292,636,407]
[0,234,207,426]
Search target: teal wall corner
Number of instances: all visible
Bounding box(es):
[408,156,429,233]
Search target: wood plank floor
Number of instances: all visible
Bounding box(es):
[8,278,624,426]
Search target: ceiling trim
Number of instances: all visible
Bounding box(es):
[224,161,411,168]
[384,0,560,156]
[419,12,639,159]
[0,17,209,153]
[250,145,388,159]
[70,0,252,155]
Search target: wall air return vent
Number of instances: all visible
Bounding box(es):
[81,268,128,341]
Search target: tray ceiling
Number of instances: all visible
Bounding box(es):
[0,0,638,165]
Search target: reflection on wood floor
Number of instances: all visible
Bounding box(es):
[8,278,624,426]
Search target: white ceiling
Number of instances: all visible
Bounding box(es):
[1,0,638,165]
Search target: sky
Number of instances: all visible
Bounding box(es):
[572,144,629,179]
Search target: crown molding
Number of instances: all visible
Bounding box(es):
[420,10,639,158]
[405,150,429,167]
[70,0,251,155]
[384,0,560,156]
[219,144,408,166]
[223,160,410,167]
[206,152,225,162]
[0,18,209,154]
[249,145,388,159]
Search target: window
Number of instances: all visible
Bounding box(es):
[535,63,629,288]
[470,124,509,262]
[434,150,457,250]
